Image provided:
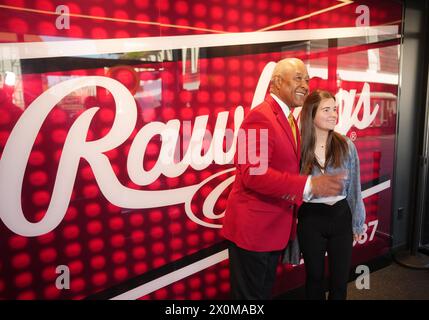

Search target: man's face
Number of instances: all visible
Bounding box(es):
[278,63,309,108]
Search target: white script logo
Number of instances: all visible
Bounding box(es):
[0,63,379,236]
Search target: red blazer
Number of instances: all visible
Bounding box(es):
[222,95,308,252]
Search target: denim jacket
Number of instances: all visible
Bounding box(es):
[282,137,366,265]
[305,137,366,235]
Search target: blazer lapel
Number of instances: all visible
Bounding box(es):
[266,95,299,158]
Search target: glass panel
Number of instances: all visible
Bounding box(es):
[0,0,403,299]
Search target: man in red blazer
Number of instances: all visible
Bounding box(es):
[222,58,345,299]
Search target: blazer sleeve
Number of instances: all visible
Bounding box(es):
[236,109,308,202]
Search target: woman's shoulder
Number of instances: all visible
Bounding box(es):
[333,134,357,166]
[340,135,359,163]
[337,134,356,149]
[337,133,350,142]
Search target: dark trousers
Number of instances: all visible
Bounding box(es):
[297,199,353,300]
[228,241,281,299]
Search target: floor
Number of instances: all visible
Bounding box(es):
[277,253,429,300]
[347,261,429,300]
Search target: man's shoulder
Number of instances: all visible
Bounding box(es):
[246,97,275,118]
[241,105,272,129]
[250,101,270,113]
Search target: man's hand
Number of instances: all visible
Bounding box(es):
[310,173,346,198]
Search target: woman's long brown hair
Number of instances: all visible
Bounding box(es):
[300,90,348,175]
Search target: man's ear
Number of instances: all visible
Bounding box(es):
[273,75,282,89]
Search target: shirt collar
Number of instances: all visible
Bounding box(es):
[270,93,291,118]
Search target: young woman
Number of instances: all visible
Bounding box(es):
[298,90,366,300]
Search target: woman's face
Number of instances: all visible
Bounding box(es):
[313,98,338,132]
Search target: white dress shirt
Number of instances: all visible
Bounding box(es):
[270,93,312,200]
[304,158,346,205]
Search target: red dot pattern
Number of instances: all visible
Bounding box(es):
[0,0,401,41]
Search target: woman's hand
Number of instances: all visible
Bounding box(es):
[353,233,364,242]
